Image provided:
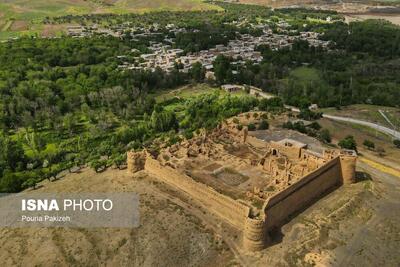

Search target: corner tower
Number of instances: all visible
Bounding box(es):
[339,150,357,184]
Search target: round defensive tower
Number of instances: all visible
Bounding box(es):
[243,217,267,251]
[127,150,146,174]
[339,150,357,184]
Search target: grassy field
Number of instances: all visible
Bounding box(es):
[154,83,218,103]
[290,66,323,85]
[0,0,220,39]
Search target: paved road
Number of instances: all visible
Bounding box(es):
[283,104,400,140]
[322,114,400,139]
[378,109,397,130]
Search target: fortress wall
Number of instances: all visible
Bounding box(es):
[145,157,250,229]
[264,157,342,229]
[243,217,267,251]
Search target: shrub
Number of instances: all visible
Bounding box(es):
[183,130,194,139]
[298,108,322,121]
[258,120,269,130]
[338,135,357,151]
[258,97,284,111]
[308,122,321,130]
[394,139,400,148]
[247,123,256,131]
[319,129,331,143]
[112,154,126,170]
[90,159,107,173]
[363,139,375,150]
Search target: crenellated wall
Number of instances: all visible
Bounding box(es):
[144,157,250,230]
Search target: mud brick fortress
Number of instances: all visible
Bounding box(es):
[127,116,357,252]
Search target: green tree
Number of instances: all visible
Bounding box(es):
[258,120,269,130]
[90,159,107,173]
[363,139,375,150]
[338,135,357,151]
[259,97,283,111]
[22,177,38,190]
[190,62,205,82]
[112,154,126,170]
[248,123,256,131]
[150,109,178,132]
[309,122,322,130]
[319,129,331,143]
[394,139,400,149]
[63,113,76,135]
[213,55,231,84]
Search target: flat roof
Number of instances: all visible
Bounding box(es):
[274,138,307,148]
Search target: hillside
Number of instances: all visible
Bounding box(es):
[0,0,220,38]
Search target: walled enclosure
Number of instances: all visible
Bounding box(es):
[127,127,357,252]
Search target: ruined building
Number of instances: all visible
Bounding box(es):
[127,121,357,252]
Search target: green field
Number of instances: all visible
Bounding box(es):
[290,66,321,82]
[154,84,218,103]
[0,0,220,38]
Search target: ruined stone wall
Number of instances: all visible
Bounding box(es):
[246,135,269,148]
[269,142,302,159]
[127,151,146,173]
[144,157,250,229]
[263,157,342,229]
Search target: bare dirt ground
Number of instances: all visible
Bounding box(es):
[41,24,68,37]
[241,160,400,266]
[0,133,399,266]
[345,13,400,25]
[9,20,28,31]
[0,168,234,267]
